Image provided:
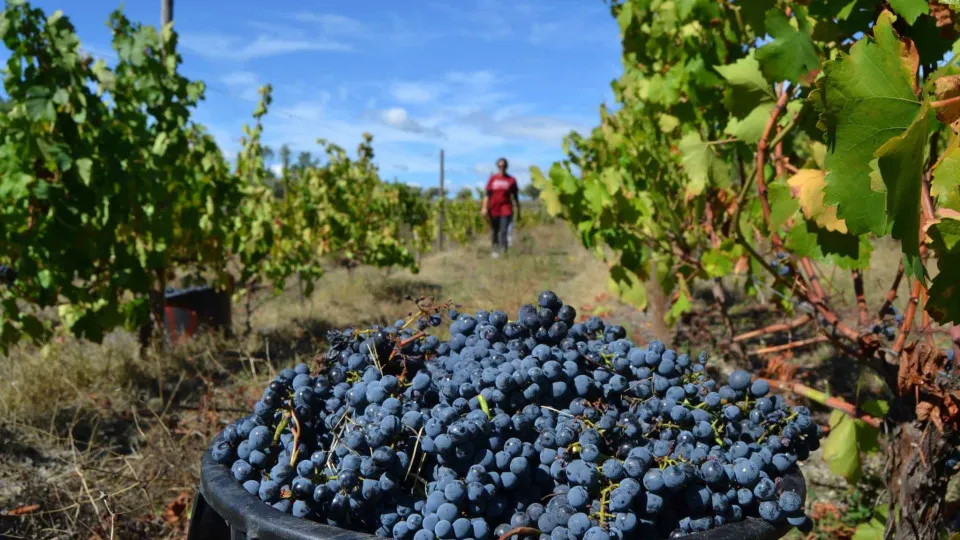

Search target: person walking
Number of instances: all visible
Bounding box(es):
[480,157,520,258]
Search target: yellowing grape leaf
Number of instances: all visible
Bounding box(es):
[810,10,923,236]
[659,114,680,133]
[787,169,848,233]
[822,410,862,483]
[530,165,563,216]
[934,74,960,131]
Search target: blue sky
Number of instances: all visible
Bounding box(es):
[18,0,623,190]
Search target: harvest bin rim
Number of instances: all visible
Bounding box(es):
[188,438,806,540]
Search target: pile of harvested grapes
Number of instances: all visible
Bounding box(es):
[208,291,819,539]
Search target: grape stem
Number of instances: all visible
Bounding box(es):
[748,335,828,356]
[288,407,302,467]
[755,88,791,250]
[273,411,290,446]
[852,270,869,329]
[732,315,811,343]
[877,260,905,323]
[761,378,882,428]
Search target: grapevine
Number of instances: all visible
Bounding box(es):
[532,2,960,538]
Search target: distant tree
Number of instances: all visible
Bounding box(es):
[279,144,291,178]
[296,151,318,173]
[456,187,474,200]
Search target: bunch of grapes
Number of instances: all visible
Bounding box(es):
[871,305,902,342]
[768,252,790,277]
[208,291,820,539]
[0,264,15,286]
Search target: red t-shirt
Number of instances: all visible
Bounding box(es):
[486,174,518,218]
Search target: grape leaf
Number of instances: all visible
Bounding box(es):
[666,278,692,324]
[787,169,848,233]
[852,516,886,540]
[926,215,960,323]
[725,102,776,144]
[608,264,648,310]
[786,218,872,270]
[887,0,929,24]
[715,53,776,106]
[822,410,862,483]
[738,0,777,36]
[811,10,923,236]
[768,181,800,230]
[530,165,563,216]
[678,132,712,197]
[875,106,931,269]
[933,142,960,209]
[755,6,821,84]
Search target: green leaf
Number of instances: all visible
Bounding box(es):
[725,102,776,144]
[617,1,635,35]
[887,0,928,24]
[874,106,931,269]
[861,399,890,417]
[666,280,692,324]
[786,219,872,270]
[812,10,923,236]
[702,246,742,278]
[926,215,960,323]
[755,6,820,83]
[822,410,862,483]
[25,86,56,122]
[658,114,680,133]
[677,132,716,196]
[715,53,775,100]
[932,142,960,208]
[152,132,170,156]
[531,165,563,216]
[76,157,93,186]
[852,517,886,540]
[608,264,648,310]
[768,181,799,230]
[716,52,775,120]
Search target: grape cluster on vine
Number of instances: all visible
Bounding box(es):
[0,265,15,286]
[768,252,790,278]
[209,291,819,539]
[871,305,903,342]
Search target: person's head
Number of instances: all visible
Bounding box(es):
[496,157,508,173]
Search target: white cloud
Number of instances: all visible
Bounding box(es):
[181,32,351,61]
[389,82,437,104]
[376,107,445,137]
[293,12,367,36]
[220,71,261,102]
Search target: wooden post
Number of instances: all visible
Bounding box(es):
[161,0,173,26]
[438,149,445,251]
